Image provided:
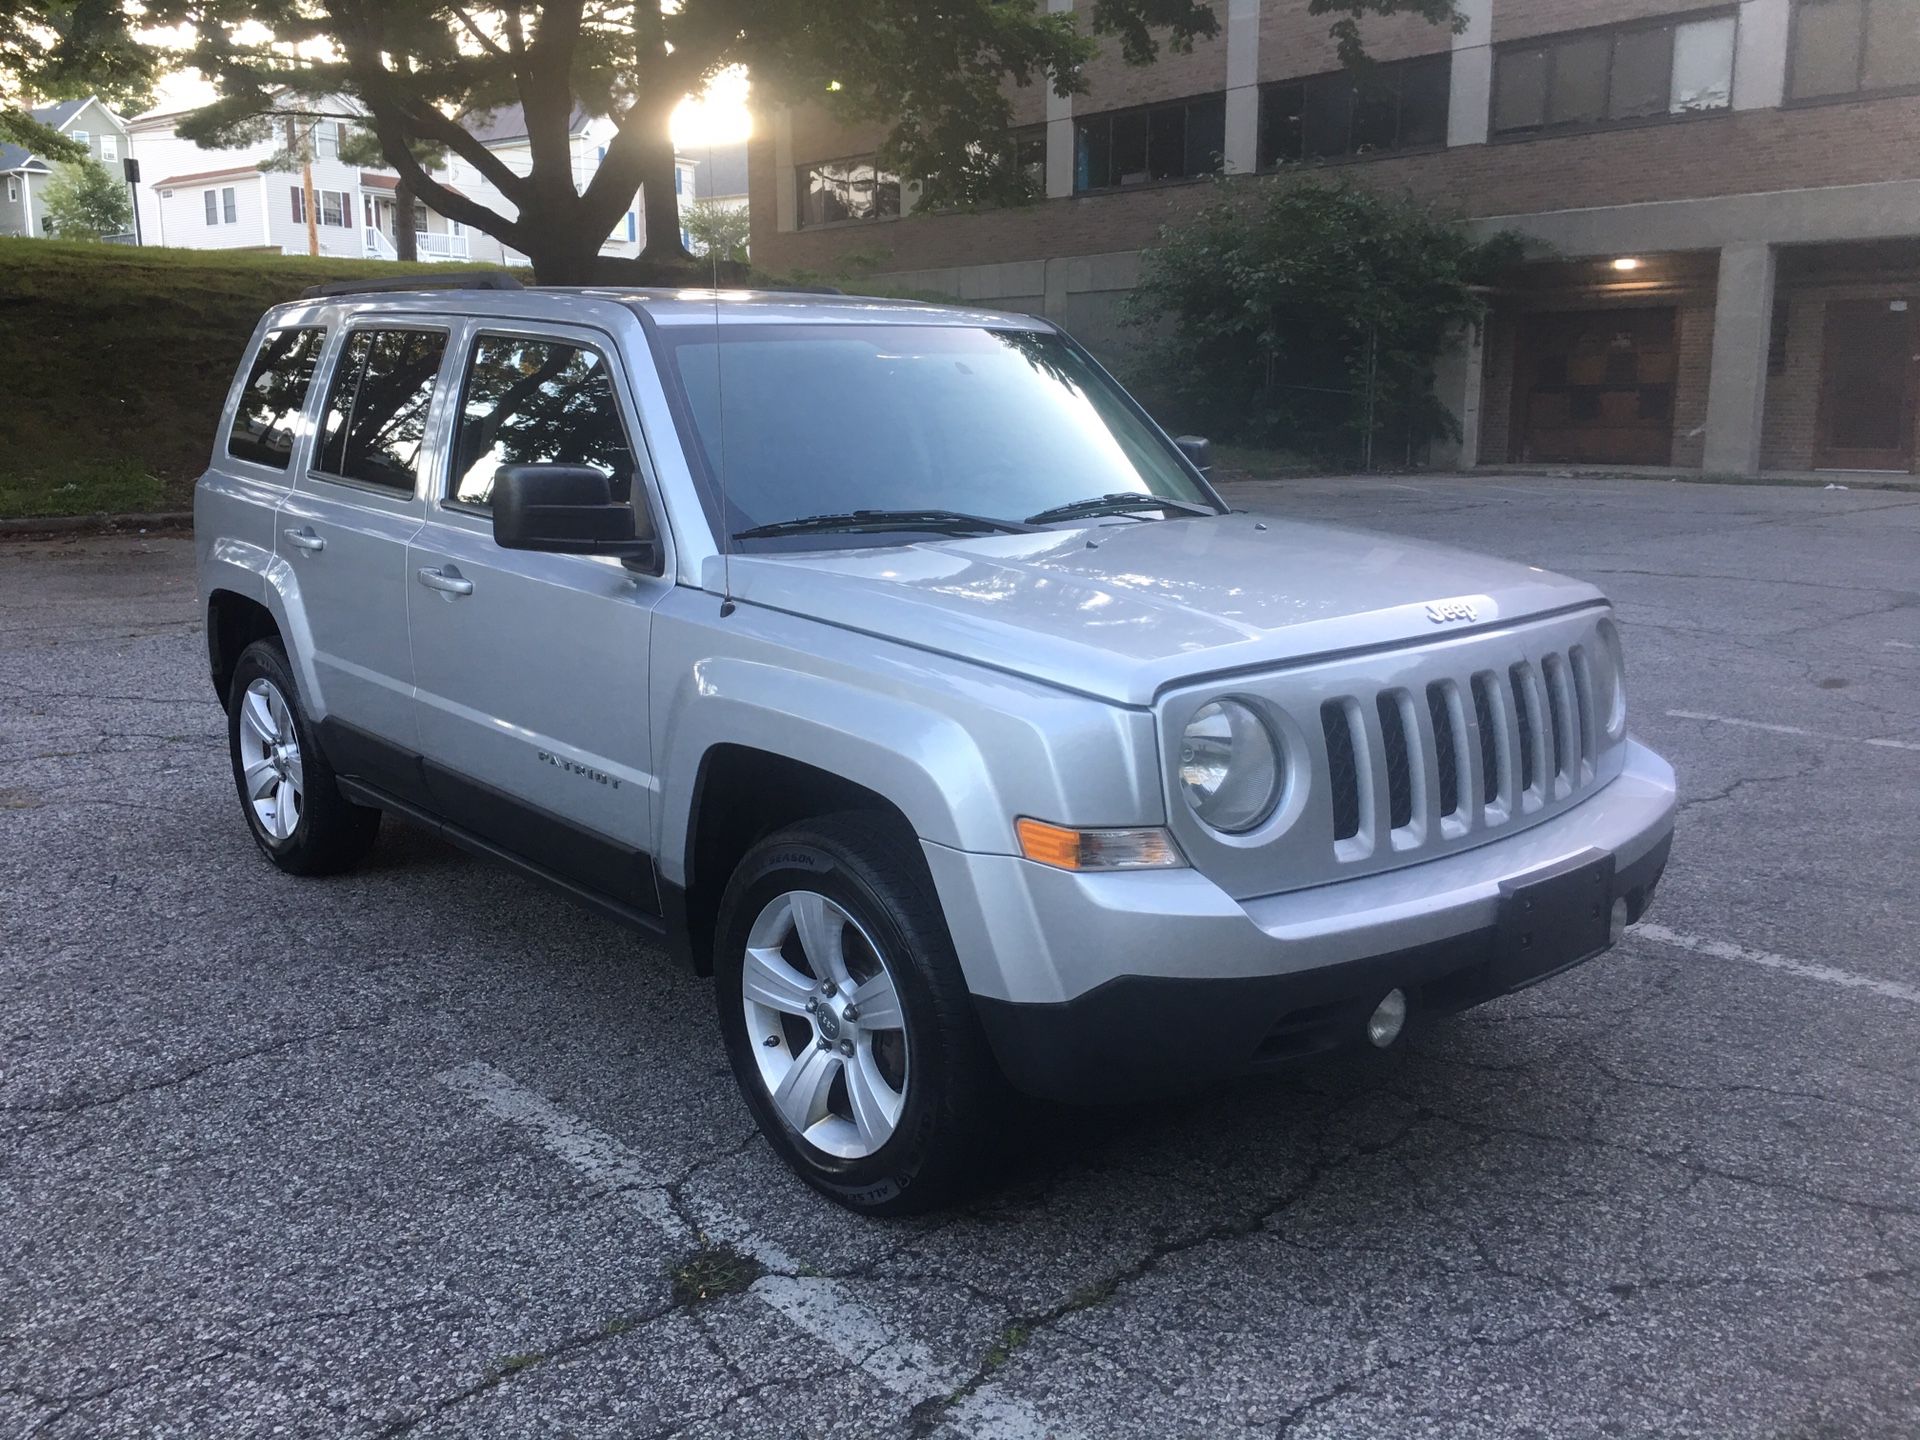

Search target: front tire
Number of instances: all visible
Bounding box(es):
[714,815,1004,1215]
[226,638,379,875]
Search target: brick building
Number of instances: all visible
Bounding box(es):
[748,0,1920,475]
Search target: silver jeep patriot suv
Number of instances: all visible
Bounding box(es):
[197,279,1676,1214]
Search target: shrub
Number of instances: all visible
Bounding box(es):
[1127,176,1528,466]
[41,160,134,241]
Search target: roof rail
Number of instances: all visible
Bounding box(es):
[298,271,525,300]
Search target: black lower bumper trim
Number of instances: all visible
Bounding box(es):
[973,833,1671,1104]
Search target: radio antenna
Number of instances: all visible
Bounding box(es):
[704,127,734,614]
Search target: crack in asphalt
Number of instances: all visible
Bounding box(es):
[0,1017,391,1115]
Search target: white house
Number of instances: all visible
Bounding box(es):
[127,100,507,263]
[125,94,746,267]
[1,98,133,240]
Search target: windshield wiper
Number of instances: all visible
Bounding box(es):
[1024,492,1216,526]
[733,508,1036,541]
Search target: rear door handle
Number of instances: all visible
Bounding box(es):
[283,526,325,553]
[416,565,473,597]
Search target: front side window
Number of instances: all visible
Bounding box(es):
[451,336,636,509]
[656,324,1215,547]
[1494,12,1737,133]
[1074,95,1225,191]
[1791,0,1920,98]
[228,326,326,469]
[314,328,448,492]
[796,156,902,227]
[1260,54,1451,166]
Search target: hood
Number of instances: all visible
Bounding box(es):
[722,514,1605,707]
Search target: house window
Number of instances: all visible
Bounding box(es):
[1259,54,1450,166]
[1074,94,1225,191]
[315,123,337,159]
[1790,0,1920,99]
[223,187,237,224]
[291,186,305,225]
[6,177,16,203]
[71,130,89,150]
[318,190,347,227]
[99,135,118,164]
[796,155,902,226]
[205,189,218,224]
[1494,12,1737,133]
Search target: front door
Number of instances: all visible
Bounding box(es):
[1513,308,1677,466]
[279,321,450,802]
[406,324,670,917]
[1814,298,1916,472]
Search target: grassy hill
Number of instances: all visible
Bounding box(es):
[0,240,489,519]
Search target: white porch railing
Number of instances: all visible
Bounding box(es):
[362,226,470,262]
[416,230,471,261]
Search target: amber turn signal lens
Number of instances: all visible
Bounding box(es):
[1015,818,1184,872]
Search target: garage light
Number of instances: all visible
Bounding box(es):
[1611,257,1643,272]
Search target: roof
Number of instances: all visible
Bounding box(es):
[359,171,469,198]
[31,99,90,129]
[0,143,47,174]
[265,287,1047,332]
[460,101,592,147]
[687,142,749,201]
[153,164,262,188]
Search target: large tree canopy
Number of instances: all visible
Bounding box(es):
[143,0,1245,281]
[2,0,156,156]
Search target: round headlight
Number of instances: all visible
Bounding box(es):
[1179,699,1282,833]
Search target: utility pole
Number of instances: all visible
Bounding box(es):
[288,116,317,255]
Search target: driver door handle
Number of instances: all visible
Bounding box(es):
[416,565,473,597]
[283,526,325,552]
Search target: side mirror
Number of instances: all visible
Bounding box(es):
[1175,435,1213,476]
[492,464,656,567]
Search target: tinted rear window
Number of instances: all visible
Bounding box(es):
[228,327,325,469]
[314,328,448,492]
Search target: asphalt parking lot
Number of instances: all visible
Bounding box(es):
[3,475,1917,1439]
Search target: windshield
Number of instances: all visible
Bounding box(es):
[655,323,1218,547]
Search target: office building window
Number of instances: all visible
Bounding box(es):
[1074,95,1225,191]
[1259,54,1451,166]
[1493,11,1737,133]
[1790,0,1920,99]
[796,155,902,226]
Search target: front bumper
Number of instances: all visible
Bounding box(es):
[923,739,1676,1103]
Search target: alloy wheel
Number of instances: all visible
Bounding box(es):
[236,677,304,842]
[740,890,910,1160]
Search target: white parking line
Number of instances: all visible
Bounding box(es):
[1665,709,1920,752]
[437,1061,1067,1439]
[1629,924,1920,1006]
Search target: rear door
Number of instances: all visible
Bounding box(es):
[278,319,451,801]
[1813,298,1916,472]
[405,322,670,918]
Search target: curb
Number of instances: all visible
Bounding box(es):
[0,511,194,539]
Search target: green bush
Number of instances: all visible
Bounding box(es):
[41,160,134,241]
[1127,177,1527,466]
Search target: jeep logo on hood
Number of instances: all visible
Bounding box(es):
[1426,599,1478,624]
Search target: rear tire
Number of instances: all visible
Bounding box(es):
[226,638,380,876]
[714,814,1004,1215]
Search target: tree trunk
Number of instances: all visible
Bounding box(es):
[522,224,606,285]
[394,176,418,262]
[636,105,691,263]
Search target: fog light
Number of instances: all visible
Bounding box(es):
[1367,989,1407,1049]
[1609,897,1629,943]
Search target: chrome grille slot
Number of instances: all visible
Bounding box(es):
[1320,699,1362,842]
[1427,681,1462,819]
[1509,661,1546,809]
[1470,672,1502,810]
[1569,644,1598,782]
[1376,691,1415,831]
